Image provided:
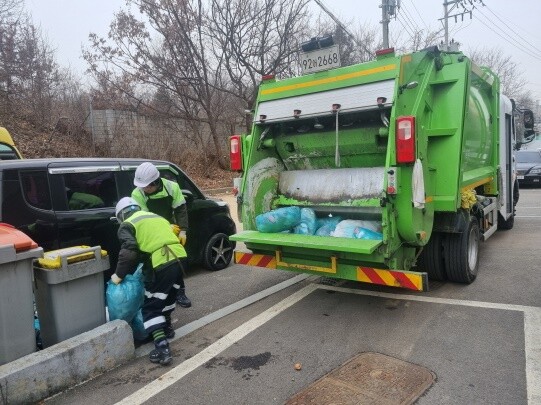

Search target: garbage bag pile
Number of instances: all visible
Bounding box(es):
[255,206,301,233]
[106,266,148,341]
[255,207,382,240]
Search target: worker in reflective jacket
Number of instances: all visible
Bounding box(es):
[131,162,191,308]
[66,188,104,210]
[111,197,185,366]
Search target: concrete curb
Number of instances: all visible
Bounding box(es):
[0,320,134,405]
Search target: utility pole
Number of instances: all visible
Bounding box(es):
[440,0,484,51]
[380,0,399,49]
[312,0,372,57]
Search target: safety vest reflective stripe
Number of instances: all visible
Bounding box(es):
[126,211,186,268]
[145,290,168,300]
[143,315,166,330]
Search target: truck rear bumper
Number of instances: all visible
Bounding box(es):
[234,250,428,292]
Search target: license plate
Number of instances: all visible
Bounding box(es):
[518,175,524,180]
[300,45,341,75]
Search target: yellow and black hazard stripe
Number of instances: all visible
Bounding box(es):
[357,266,426,291]
[234,251,276,269]
[234,251,427,291]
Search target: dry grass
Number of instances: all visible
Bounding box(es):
[10,125,237,190]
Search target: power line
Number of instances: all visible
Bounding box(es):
[473,10,541,62]
[395,10,415,39]
[405,0,429,31]
[482,5,541,56]
[483,5,540,42]
[439,0,484,49]
[449,17,472,36]
[396,8,417,38]
[475,7,541,59]
[399,2,422,33]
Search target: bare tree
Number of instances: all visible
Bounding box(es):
[0,11,62,128]
[84,0,315,170]
[84,0,232,169]
[468,46,530,103]
[208,0,312,129]
[0,0,23,22]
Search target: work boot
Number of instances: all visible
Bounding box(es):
[149,339,172,366]
[164,324,175,340]
[176,288,192,308]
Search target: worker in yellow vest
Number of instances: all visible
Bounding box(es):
[111,197,186,366]
[131,162,191,308]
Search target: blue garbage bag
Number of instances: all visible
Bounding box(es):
[256,206,301,233]
[315,216,342,236]
[354,227,383,240]
[106,265,147,340]
[332,220,382,238]
[130,310,148,341]
[293,208,317,235]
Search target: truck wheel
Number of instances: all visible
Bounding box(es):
[444,217,479,283]
[202,232,234,271]
[417,232,446,281]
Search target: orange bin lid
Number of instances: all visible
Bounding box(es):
[0,223,38,251]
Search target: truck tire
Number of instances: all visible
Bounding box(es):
[514,179,520,206]
[444,217,479,283]
[417,232,447,281]
[202,232,234,271]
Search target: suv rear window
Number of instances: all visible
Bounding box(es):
[20,171,52,210]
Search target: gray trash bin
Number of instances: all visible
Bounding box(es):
[0,233,43,365]
[33,246,110,348]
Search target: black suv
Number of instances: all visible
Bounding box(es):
[0,158,236,275]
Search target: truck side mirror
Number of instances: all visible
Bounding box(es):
[523,109,534,129]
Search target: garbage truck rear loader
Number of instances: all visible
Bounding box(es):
[229,46,534,291]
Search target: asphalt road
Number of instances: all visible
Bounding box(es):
[45,188,541,405]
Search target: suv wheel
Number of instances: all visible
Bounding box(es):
[202,232,234,271]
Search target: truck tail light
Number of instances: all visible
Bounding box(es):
[396,116,416,164]
[230,135,242,171]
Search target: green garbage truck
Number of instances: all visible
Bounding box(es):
[229,45,535,291]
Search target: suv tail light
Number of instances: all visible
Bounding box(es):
[396,116,416,163]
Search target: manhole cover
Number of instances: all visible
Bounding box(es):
[285,352,435,405]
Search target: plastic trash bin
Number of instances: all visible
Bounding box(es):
[0,224,43,365]
[33,246,110,348]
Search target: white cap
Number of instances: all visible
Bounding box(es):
[115,197,140,221]
[134,162,160,188]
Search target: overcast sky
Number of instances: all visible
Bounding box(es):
[27,0,541,103]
